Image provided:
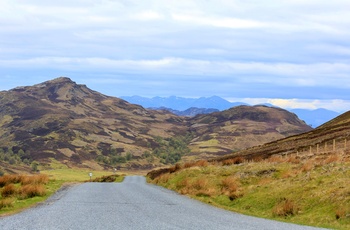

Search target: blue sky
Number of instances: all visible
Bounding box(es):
[1,0,350,112]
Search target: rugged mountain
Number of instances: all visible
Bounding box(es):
[185,105,312,160]
[217,109,350,162]
[121,95,246,111]
[153,107,219,117]
[0,77,312,170]
[0,77,187,170]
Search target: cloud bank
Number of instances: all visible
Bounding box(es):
[0,0,350,111]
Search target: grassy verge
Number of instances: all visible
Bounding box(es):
[148,156,350,229]
[0,174,64,216]
[1,162,126,215]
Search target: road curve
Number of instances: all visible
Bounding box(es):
[0,176,324,230]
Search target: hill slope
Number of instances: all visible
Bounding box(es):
[216,109,350,162]
[0,77,311,170]
[0,77,187,170]
[186,105,312,160]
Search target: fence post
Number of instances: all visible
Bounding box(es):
[333,139,336,151]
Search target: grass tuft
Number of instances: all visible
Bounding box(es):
[272,198,299,217]
[0,198,15,209]
[1,184,17,197]
[19,184,46,199]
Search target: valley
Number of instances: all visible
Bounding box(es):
[0,77,349,229]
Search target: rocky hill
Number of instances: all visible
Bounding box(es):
[0,77,187,170]
[185,105,312,160]
[216,108,350,162]
[0,77,312,170]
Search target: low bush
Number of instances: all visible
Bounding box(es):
[222,157,244,166]
[20,174,49,185]
[0,198,14,209]
[0,175,21,187]
[19,184,46,199]
[1,184,17,197]
[272,198,299,217]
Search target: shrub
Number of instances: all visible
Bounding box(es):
[0,175,21,187]
[19,184,46,199]
[222,157,244,166]
[267,155,284,163]
[272,198,299,216]
[301,160,315,172]
[192,178,208,190]
[286,156,300,164]
[169,163,182,173]
[335,207,350,220]
[0,198,14,209]
[194,160,208,167]
[1,184,17,197]
[324,154,341,164]
[221,176,242,200]
[221,176,239,192]
[20,174,49,185]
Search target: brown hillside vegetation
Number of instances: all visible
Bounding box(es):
[187,105,311,160]
[0,77,311,171]
[215,109,350,163]
[148,112,350,229]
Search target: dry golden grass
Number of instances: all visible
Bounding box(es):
[20,174,49,185]
[222,157,244,166]
[194,160,209,167]
[272,198,299,217]
[1,184,17,197]
[0,198,14,209]
[335,207,350,220]
[266,155,285,163]
[0,175,21,187]
[324,154,341,164]
[301,159,315,172]
[286,156,301,164]
[19,184,46,199]
[221,176,239,193]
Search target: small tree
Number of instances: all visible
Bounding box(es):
[31,161,39,172]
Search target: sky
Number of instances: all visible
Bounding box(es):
[0,0,350,112]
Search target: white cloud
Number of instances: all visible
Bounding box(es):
[0,0,350,103]
[171,13,265,29]
[227,98,350,113]
[1,57,350,88]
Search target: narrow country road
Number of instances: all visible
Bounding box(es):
[0,176,324,230]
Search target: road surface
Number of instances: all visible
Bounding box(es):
[0,176,324,230]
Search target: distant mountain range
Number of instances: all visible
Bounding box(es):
[121,96,340,127]
[121,95,247,111]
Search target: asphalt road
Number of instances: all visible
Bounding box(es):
[0,176,324,230]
